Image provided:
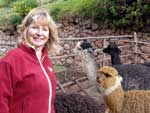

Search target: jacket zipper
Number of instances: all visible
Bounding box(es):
[36,54,52,113]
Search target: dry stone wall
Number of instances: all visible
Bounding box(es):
[0,30,17,57]
[1,19,150,67]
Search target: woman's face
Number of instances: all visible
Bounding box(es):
[26,21,49,49]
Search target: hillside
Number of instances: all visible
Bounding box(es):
[0,0,150,32]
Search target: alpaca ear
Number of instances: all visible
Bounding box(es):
[118,75,123,82]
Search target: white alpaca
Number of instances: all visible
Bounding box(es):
[97,66,150,113]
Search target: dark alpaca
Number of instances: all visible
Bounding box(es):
[103,43,150,90]
[76,41,150,90]
[103,42,121,65]
[54,93,103,113]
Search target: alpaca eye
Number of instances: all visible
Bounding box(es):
[104,74,111,78]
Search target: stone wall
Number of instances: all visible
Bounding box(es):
[1,19,150,67]
[0,30,17,57]
[55,19,150,66]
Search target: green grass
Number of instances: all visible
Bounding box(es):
[46,0,88,19]
[0,0,3,3]
[0,0,5,6]
[44,0,106,21]
[0,0,106,25]
[53,64,67,72]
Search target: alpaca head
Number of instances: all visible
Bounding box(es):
[103,42,121,65]
[75,39,95,53]
[103,42,121,55]
[97,66,123,95]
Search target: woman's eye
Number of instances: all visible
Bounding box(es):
[31,26,38,29]
[42,27,49,31]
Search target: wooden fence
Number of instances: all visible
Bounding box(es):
[55,32,150,93]
[52,32,150,64]
[1,32,150,94]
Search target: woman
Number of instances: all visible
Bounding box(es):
[0,7,58,113]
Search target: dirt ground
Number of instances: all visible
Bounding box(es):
[56,70,105,113]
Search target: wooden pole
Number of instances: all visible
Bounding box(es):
[74,79,89,96]
[134,32,138,63]
[60,35,133,41]
[103,38,107,66]
[57,81,66,93]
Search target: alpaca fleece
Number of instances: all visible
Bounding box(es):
[97,66,150,113]
[54,93,103,113]
[103,43,150,90]
[114,64,150,90]
[122,90,150,113]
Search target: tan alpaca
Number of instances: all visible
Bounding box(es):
[97,66,150,113]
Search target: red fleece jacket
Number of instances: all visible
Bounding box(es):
[0,44,57,113]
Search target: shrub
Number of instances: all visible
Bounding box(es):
[13,0,39,17]
[9,13,23,26]
[47,0,108,21]
[0,7,14,26]
[106,0,150,28]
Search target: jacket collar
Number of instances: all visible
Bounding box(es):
[19,43,48,58]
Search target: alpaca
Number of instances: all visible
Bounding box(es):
[103,42,150,66]
[97,66,150,113]
[76,40,150,90]
[103,42,121,65]
[76,39,95,53]
[75,40,98,85]
[54,40,104,113]
[103,42,150,90]
[54,93,103,113]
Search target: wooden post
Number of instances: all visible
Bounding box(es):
[103,38,107,66]
[74,79,89,96]
[134,32,138,63]
[57,81,66,93]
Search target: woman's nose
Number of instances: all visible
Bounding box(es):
[37,28,43,35]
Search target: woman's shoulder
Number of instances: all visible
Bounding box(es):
[0,47,24,62]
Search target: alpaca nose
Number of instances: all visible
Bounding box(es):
[96,76,100,83]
